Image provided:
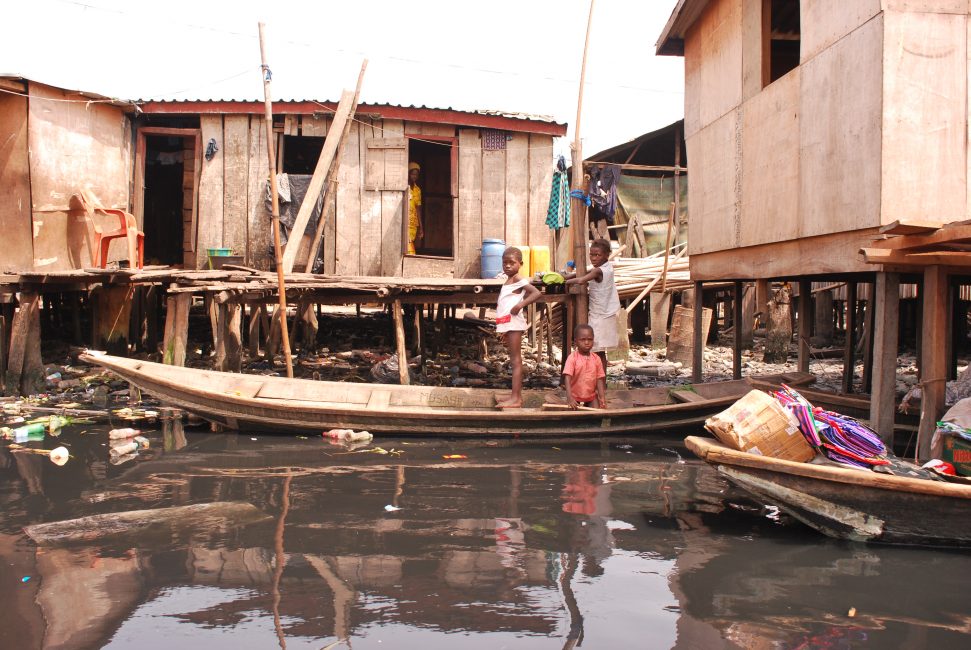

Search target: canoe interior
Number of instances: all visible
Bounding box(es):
[80,352,814,436]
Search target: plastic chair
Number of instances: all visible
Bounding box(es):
[70,190,144,269]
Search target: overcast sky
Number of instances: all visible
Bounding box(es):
[3,0,684,157]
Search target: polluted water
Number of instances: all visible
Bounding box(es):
[1,417,970,649]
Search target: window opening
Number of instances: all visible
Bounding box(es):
[765,0,800,85]
[282,135,324,174]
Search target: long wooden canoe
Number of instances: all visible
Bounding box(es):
[686,435,971,548]
[81,352,812,437]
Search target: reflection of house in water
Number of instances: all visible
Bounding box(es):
[2,439,723,647]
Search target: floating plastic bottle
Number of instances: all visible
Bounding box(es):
[322,429,373,443]
[109,436,150,458]
[108,427,142,440]
[1,422,48,443]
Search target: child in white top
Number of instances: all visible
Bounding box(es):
[495,247,541,409]
[565,238,621,373]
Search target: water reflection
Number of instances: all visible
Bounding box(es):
[0,428,969,649]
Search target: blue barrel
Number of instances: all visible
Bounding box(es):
[481,239,506,279]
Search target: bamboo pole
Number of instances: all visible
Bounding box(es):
[304,59,368,272]
[258,23,294,378]
[659,202,676,293]
[570,0,596,328]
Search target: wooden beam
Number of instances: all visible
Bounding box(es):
[797,279,811,373]
[868,225,971,252]
[280,89,355,273]
[392,299,409,385]
[918,266,947,461]
[869,272,899,446]
[861,247,971,266]
[878,219,943,236]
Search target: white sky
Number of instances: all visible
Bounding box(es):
[3,0,684,157]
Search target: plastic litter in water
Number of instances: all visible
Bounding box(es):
[21,576,30,583]
[384,505,402,512]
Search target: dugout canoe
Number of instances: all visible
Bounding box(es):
[685,435,971,548]
[81,351,813,437]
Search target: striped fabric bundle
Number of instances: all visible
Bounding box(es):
[773,385,888,469]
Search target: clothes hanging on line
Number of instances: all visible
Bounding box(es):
[587,163,621,225]
[545,156,571,230]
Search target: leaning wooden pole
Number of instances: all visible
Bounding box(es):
[570,0,595,327]
[305,59,368,271]
[258,23,293,378]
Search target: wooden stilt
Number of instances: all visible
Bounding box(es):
[145,286,159,353]
[95,286,133,356]
[162,294,191,366]
[206,294,219,356]
[248,303,261,358]
[216,302,243,372]
[300,301,318,351]
[0,306,7,394]
[692,281,704,383]
[946,282,958,381]
[797,279,812,373]
[918,266,947,461]
[266,308,282,362]
[4,292,44,396]
[733,281,743,379]
[862,284,876,393]
[650,292,671,349]
[870,272,899,446]
[814,289,834,347]
[413,305,423,358]
[529,303,538,351]
[842,282,857,394]
[741,283,755,349]
[392,299,409,385]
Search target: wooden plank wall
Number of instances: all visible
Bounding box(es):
[0,92,34,272]
[26,83,131,271]
[456,129,483,278]
[188,116,558,278]
[197,115,224,268]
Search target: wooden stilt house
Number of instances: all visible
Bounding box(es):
[657,1,971,456]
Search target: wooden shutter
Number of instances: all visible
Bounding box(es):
[365,137,408,191]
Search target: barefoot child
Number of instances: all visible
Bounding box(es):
[565,238,621,373]
[563,324,607,409]
[495,247,541,408]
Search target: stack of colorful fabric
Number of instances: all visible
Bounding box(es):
[773,385,888,468]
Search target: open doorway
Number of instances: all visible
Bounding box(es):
[407,137,455,257]
[141,133,195,266]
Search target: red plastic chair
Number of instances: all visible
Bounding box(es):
[71,190,144,269]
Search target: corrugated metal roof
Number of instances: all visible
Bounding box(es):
[133,97,562,125]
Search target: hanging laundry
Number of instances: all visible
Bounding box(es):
[587,163,621,225]
[545,156,571,230]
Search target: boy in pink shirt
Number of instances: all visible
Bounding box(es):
[563,324,607,409]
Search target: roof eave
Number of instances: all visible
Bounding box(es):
[655,0,711,57]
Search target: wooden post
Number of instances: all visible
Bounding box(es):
[870,272,899,446]
[215,302,242,372]
[145,286,159,353]
[755,279,770,324]
[741,283,755,349]
[570,0,595,326]
[813,289,834,347]
[258,22,294,378]
[162,294,191,366]
[797,279,812,373]
[248,303,261,358]
[862,283,876,393]
[207,295,219,357]
[692,281,703,383]
[918,266,947,461]
[0,306,7,394]
[392,299,409,385]
[4,292,43,396]
[842,282,857,394]
[95,286,133,356]
[733,281,743,379]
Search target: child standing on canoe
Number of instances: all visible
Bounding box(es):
[495,247,541,409]
[565,238,621,373]
[563,324,607,409]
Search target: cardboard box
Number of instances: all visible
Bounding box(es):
[941,433,971,477]
[705,390,815,462]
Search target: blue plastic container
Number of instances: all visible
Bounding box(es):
[481,238,506,279]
